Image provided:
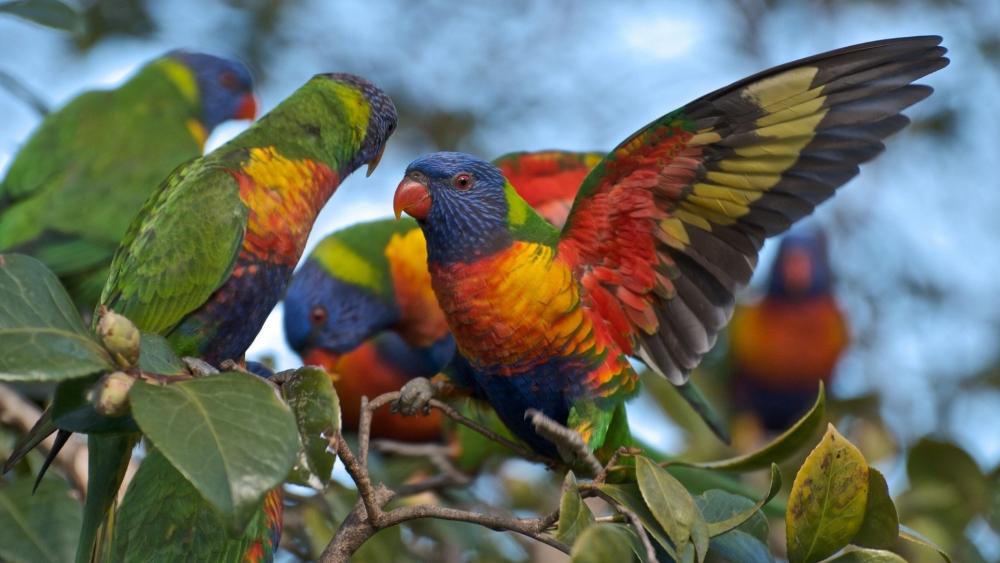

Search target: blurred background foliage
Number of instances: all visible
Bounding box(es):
[1,0,999,561]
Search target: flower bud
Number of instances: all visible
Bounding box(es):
[93,371,134,417]
[97,308,140,368]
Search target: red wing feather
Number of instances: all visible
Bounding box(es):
[558,36,948,383]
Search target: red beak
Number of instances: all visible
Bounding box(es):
[394,178,432,220]
[301,348,340,372]
[235,93,257,120]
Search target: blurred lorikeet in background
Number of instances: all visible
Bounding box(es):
[0,51,256,310]
[729,224,848,431]
[8,73,397,562]
[392,37,947,460]
[284,150,601,441]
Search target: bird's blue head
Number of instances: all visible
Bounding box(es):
[283,259,399,364]
[767,224,833,300]
[394,152,513,264]
[168,50,257,131]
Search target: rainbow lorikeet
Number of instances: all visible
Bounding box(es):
[283,151,601,441]
[729,224,848,431]
[18,73,396,562]
[0,51,257,310]
[392,37,947,460]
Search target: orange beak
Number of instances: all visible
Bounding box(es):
[394,178,432,220]
[235,93,257,120]
[301,348,341,372]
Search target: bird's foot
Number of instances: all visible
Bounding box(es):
[182,357,219,377]
[526,409,603,476]
[392,377,437,416]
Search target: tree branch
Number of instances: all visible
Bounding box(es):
[0,383,88,494]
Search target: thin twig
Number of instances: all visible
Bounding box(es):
[0,384,88,493]
[592,488,659,563]
[380,503,568,553]
[431,399,548,464]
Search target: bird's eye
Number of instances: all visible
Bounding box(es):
[309,306,327,325]
[219,71,240,90]
[452,173,474,190]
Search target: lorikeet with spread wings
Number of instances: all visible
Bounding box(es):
[729,224,848,431]
[8,73,396,562]
[392,37,947,459]
[0,51,256,309]
[284,151,601,441]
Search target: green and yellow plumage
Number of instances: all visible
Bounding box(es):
[0,53,256,308]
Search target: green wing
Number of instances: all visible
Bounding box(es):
[100,159,247,335]
[0,74,202,307]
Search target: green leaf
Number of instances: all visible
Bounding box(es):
[597,483,677,560]
[280,366,340,487]
[129,372,298,529]
[636,455,701,556]
[111,449,280,562]
[0,474,82,563]
[826,546,907,562]
[786,424,869,563]
[704,464,781,537]
[694,382,826,472]
[903,437,986,532]
[75,433,135,563]
[556,471,595,545]
[570,524,641,563]
[853,468,898,549]
[898,524,952,563]
[137,332,186,375]
[0,0,82,32]
[0,254,113,382]
[673,379,730,444]
[695,490,774,563]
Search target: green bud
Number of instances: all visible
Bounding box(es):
[93,372,134,417]
[97,307,140,368]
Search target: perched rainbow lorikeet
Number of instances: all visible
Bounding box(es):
[729,224,848,431]
[0,51,257,309]
[392,37,947,460]
[284,151,601,441]
[9,73,397,562]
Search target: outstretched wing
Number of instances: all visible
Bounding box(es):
[101,159,247,335]
[493,150,603,228]
[558,36,948,383]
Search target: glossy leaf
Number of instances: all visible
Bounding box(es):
[110,449,277,561]
[705,464,781,537]
[0,0,82,32]
[570,524,641,563]
[695,489,774,563]
[853,468,898,549]
[597,483,676,559]
[786,424,869,563]
[281,366,341,487]
[827,547,907,562]
[898,524,952,563]
[556,471,594,545]
[0,474,82,563]
[636,455,701,556]
[129,372,298,529]
[694,383,826,472]
[0,254,113,381]
[137,332,186,375]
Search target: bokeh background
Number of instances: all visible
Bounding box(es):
[2,1,998,560]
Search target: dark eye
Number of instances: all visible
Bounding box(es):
[219,71,240,90]
[452,173,474,190]
[309,306,327,325]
